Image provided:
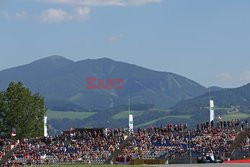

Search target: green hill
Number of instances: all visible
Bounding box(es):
[0,56,207,111]
[171,83,250,123]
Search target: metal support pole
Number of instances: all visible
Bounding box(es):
[189,131,192,164]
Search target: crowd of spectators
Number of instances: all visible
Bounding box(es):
[0,138,16,161]
[239,129,250,155]
[4,128,128,166]
[0,119,249,166]
[116,119,247,163]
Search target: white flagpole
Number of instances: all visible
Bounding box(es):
[44,115,48,137]
[210,100,214,122]
[128,97,133,134]
[129,114,133,134]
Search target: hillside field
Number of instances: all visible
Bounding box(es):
[47,110,96,120]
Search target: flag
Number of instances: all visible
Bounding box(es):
[129,114,133,134]
[44,116,48,137]
[210,100,215,122]
[11,128,16,137]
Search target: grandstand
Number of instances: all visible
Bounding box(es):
[1,119,250,166]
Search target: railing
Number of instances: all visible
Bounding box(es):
[229,128,250,159]
[105,135,134,164]
[0,144,19,165]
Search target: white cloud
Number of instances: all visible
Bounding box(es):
[75,6,91,21]
[216,72,233,82]
[108,34,125,41]
[39,0,161,6]
[40,7,90,23]
[41,8,72,23]
[240,71,250,81]
[1,11,27,20]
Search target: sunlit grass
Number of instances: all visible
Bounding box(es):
[47,110,96,120]
[221,112,250,121]
[135,115,191,127]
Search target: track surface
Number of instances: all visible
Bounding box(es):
[155,164,250,167]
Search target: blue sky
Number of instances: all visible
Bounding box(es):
[0,0,250,88]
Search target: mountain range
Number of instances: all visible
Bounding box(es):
[172,83,250,115]
[0,55,207,111]
[1,55,249,130]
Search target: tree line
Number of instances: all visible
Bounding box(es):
[0,82,46,138]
